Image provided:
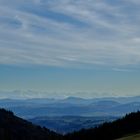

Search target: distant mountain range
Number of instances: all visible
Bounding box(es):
[1,96,140,118]
[1,96,140,134]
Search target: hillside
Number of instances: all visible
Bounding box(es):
[116,133,140,140]
[65,111,140,140]
[1,108,140,140]
[0,108,63,140]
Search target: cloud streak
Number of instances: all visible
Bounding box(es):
[0,0,140,68]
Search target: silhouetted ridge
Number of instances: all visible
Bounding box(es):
[1,108,140,140]
[65,111,140,140]
[0,108,63,140]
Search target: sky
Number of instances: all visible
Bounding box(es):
[0,0,140,98]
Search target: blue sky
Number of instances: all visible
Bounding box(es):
[0,0,140,98]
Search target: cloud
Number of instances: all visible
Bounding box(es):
[112,68,133,72]
[0,0,140,68]
[0,90,122,99]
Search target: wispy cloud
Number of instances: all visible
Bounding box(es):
[0,0,140,68]
[112,68,133,72]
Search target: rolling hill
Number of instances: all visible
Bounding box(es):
[0,108,63,140]
[65,111,140,140]
[1,97,140,118]
[0,107,140,140]
[29,115,117,134]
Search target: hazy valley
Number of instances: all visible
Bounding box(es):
[1,96,140,134]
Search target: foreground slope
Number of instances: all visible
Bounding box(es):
[116,133,140,140]
[1,108,140,140]
[0,108,63,140]
[65,111,140,140]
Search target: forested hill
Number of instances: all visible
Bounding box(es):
[0,109,63,140]
[0,108,140,140]
[65,111,140,140]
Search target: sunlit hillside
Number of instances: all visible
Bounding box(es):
[117,133,140,140]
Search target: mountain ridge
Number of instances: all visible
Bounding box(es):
[0,108,63,140]
[0,108,140,140]
[1,96,140,118]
